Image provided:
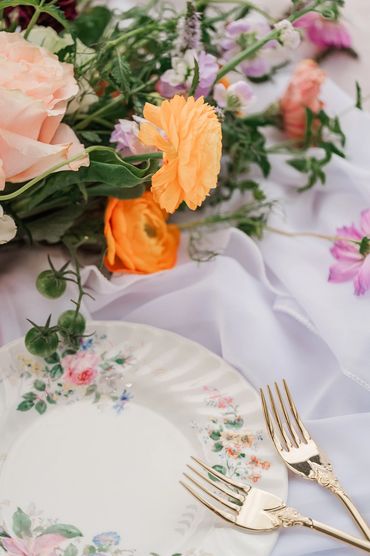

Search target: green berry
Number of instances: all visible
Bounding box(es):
[58,310,86,336]
[25,327,59,358]
[36,270,66,299]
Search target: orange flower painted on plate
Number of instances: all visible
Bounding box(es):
[104,192,180,274]
[138,95,222,213]
[280,59,325,139]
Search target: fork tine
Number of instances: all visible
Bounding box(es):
[180,480,236,524]
[283,379,311,443]
[267,384,291,448]
[260,388,285,453]
[191,456,250,490]
[183,472,241,511]
[274,382,301,448]
[187,464,245,503]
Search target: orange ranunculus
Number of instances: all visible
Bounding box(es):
[280,59,325,139]
[104,192,180,274]
[138,95,222,214]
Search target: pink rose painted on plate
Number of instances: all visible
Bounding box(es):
[62,351,100,386]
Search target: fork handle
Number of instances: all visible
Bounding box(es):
[334,490,370,541]
[305,519,370,552]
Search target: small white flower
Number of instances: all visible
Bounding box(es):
[0,205,17,245]
[214,80,255,117]
[274,19,301,49]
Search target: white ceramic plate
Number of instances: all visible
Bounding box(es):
[0,321,287,556]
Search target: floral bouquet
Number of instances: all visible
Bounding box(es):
[0,0,364,355]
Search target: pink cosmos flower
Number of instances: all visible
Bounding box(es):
[294,13,352,49]
[62,351,100,386]
[329,209,370,295]
[2,534,65,556]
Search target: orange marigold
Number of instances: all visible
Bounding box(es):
[138,95,222,213]
[104,192,180,274]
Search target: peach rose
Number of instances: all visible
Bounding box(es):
[280,59,325,139]
[104,191,180,274]
[0,31,88,190]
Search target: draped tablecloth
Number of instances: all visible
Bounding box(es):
[1,46,370,556]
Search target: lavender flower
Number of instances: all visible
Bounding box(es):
[110,119,153,157]
[221,12,275,78]
[175,1,201,53]
[158,49,218,99]
[214,80,255,116]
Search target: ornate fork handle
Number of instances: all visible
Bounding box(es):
[267,506,370,552]
[309,461,370,541]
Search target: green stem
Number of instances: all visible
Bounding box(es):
[24,0,44,39]
[0,145,108,203]
[266,226,357,244]
[215,0,321,80]
[198,0,274,22]
[75,95,124,131]
[105,23,159,49]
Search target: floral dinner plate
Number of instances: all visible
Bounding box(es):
[0,321,287,556]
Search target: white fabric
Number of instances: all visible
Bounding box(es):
[1,39,370,556]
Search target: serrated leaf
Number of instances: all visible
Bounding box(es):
[110,53,132,96]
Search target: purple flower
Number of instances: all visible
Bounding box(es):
[158,49,218,99]
[213,80,254,116]
[110,119,154,157]
[221,13,274,78]
[93,531,121,547]
[294,13,352,49]
[329,210,370,295]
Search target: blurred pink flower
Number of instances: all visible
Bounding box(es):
[294,13,352,49]
[2,534,65,556]
[329,209,370,295]
[214,80,254,116]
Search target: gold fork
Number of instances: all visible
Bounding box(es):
[260,379,370,540]
[181,457,370,552]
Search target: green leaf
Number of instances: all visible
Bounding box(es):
[17,400,34,412]
[22,392,37,402]
[49,364,64,380]
[188,58,200,97]
[0,0,68,29]
[47,394,57,405]
[27,205,84,244]
[210,430,221,440]
[78,131,102,144]
[71,6,112,46]
[34,379,46,392]
[110,54,132,96]
[213,441,223,452]
[35,400,47,415]
[63,544,79,556]
[44,353,60,364]
[43,524,83,538]
[85,384,97,396]
[288,158,309,173]
[356,81,363,110]
[12,508,32,538]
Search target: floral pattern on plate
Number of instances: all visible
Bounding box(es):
[14,335,134,415]
[0,506,210,556]
[192,386,271,484]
